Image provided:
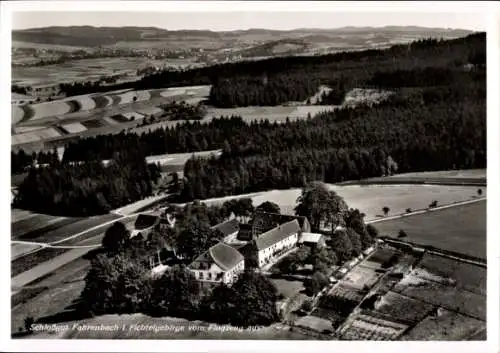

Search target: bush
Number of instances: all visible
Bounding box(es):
[406,208,412,213]
[398,229,408,238]
[24,316,34,333]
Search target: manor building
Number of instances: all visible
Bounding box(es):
[188,242,245,285]
[255,219,301,268]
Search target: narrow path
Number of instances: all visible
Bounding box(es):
[12,240,100,249]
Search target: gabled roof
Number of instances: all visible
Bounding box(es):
[134,214,159,230]
[211,218,239,238]
[299,232,324,244]
[251,212,309,237]
[255,219,301,251]
[190,242,244,271]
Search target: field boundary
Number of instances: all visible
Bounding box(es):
[340,177,486,187]
[366,197,486,224]
[378,237,486,266]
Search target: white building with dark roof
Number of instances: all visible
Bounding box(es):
[256,219,301,267]
[189,242,245,285]
[298,232,326,248]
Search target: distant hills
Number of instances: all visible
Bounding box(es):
[12,25,474,49]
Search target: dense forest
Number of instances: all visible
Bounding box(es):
[208,74,320,107]
[13,151,161,216]
[12,33,486,211]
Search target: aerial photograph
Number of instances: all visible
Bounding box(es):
[6,2,492,347]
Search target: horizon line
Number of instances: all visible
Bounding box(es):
[13,24,477,32]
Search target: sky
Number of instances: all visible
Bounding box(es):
[11,9,488,32]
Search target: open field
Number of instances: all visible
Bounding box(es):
[12,280,86,334]
[11,213,75,239]
[145,149,222,166]
[11,213,121,243]
[199,183,483,220]
[373,200,486,259]
[11,243,42,260]
[12,57,165,87]
[402,309,485,341]
[414,253,487,295]
[392,273,486,320]
[205,105,338,123]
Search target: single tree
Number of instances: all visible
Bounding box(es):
[230,270,280,327]
[330,229,352,263]
[24,316,35,333]
[101,221,130,254]
[295,182,348,232]
[256,201,281,214]
[398,229,408,238]
[406,208,412,213]
[382,206,390,217]
[149,265,200,319]
[305,271,329,295]
[366,224,379,239]
[244,240,259,269]
[429,200,438,208]
[477,189,482,196]
[278,255,298,274]
[80,254,150,315]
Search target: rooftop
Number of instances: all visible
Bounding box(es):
[211,218,239,238]
[190,242,244,271]
[299,232,324,244]
[134,214,159,230]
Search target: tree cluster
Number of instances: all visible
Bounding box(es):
[13,151,161,216]
[209,74,319,107]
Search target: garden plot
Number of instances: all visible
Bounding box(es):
[310,308,346,329]
[415,253,486,295]
[341,265,382,291]
[339,313,408,340]
[370,291,435,324]
[393,273,486,320]
[295,315,334,334]
[402,309,485,341]
[61,123,87,134]
[362,246,400,269]
[327,284,366,303]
